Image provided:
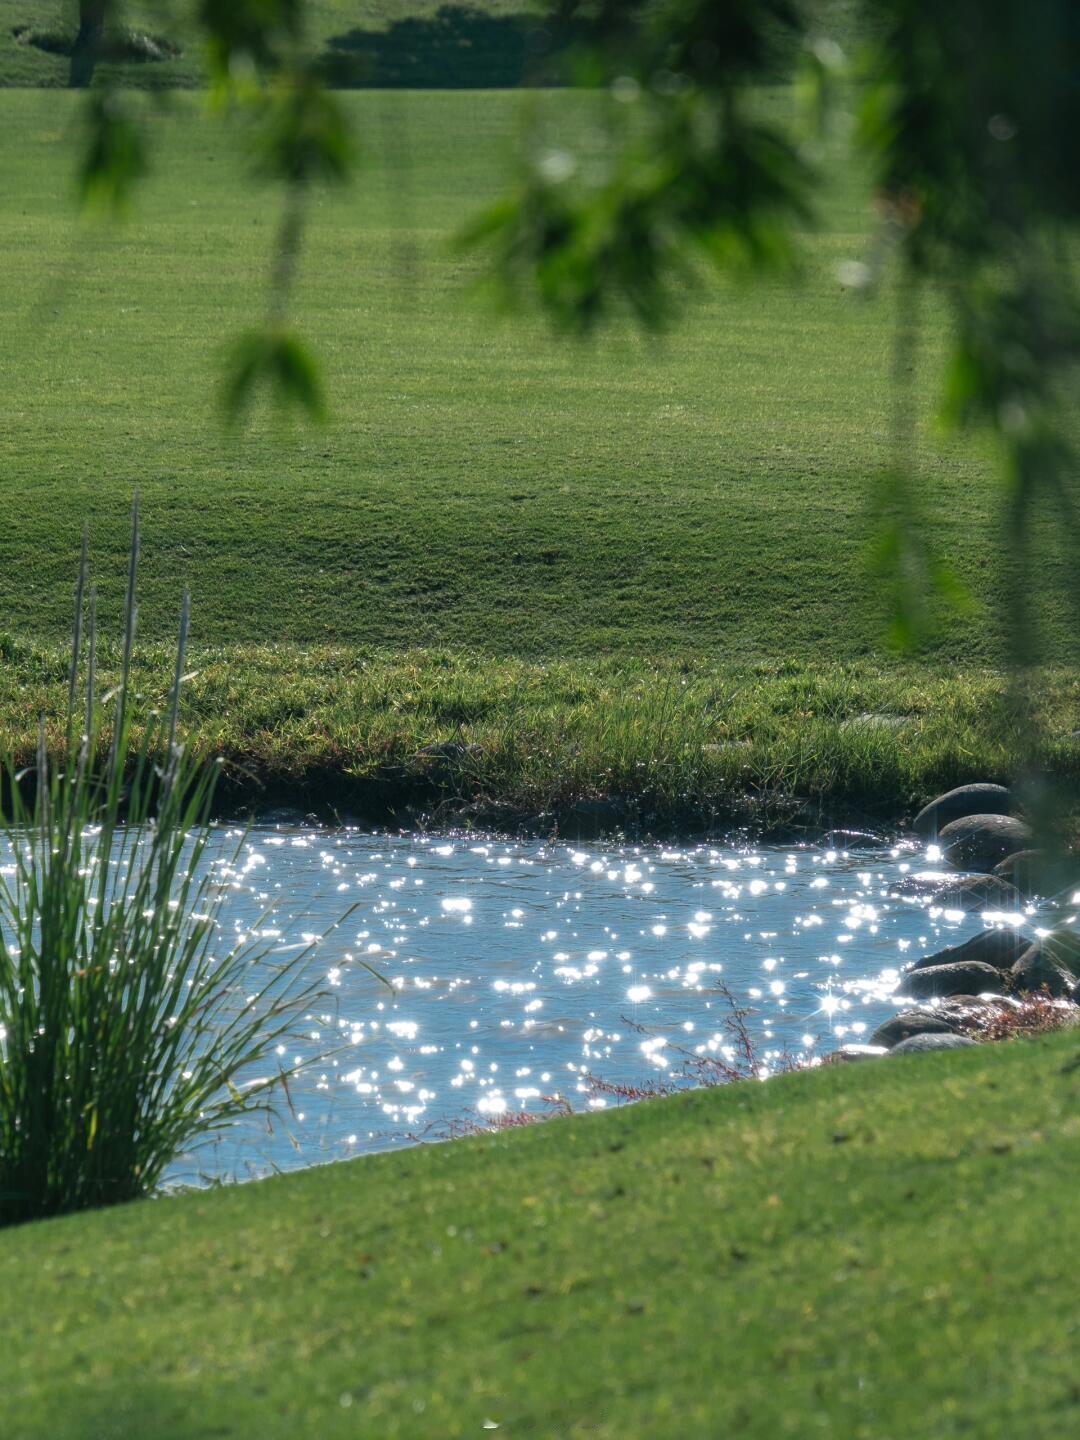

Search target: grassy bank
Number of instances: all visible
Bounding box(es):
[1,1032,1076,1436]
[4,641,1080,830]
[2,86,1077,821]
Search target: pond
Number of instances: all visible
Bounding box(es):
[180,826,1037,1183]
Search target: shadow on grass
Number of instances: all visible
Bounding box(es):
[319,2,818,90]
[11,23,181,64]
[320,4,567,89]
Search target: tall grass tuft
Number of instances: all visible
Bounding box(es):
[0,507,339,1226]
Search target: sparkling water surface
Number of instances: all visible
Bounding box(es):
[175,826,1038,1183]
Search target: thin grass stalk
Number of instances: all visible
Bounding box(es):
[0,519,356,1226]
[108,495,140,789]
[83,583,97,763]
[66,525,88,754]
[168,589,190,764]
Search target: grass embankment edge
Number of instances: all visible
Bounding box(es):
[3,640,1079,835]
[1,1031,1077,1437]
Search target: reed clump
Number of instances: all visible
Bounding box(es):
[0,507,332,1226]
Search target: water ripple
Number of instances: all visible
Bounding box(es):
[172,828,1040,1182]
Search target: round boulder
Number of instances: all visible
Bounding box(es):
[912,784,1012,840]
[903,960,1006,999]
[888,1032,979,1056]
[887,872,942,901]
[869,1011,961,1048]
[829,1044,889,1062]
[928,874,1022,912]
[907,928,1027,975]
[992,849,1046,893]
[937,996,1008,1025]
[992,849,1080,898]
[938,814,1032,872]
[1011,929,1080,997]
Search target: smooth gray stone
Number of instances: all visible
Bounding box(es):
[869,1012,960,1048]
[937,996,1007,1021]
[908,928,1026,974]
[913,784,1012,840]
[903,961,1006,999]
[993,849,1080,898]
[938,814,1032,872]
[888,1032,979,1056]
[1012,930,1080,997]
[831,1044,890,1061]
[929,874,1022,912]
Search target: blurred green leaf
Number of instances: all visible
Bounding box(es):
[795,34,846,142]
[865,467,974,652]
[76,90,148,219]
[252,72,353,186]
[198,0,304,86]
[462,85,810,335]
[942,278,1080,435]
[221,328,327,426]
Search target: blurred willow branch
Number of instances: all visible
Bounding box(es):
[861,0,1080,844]
[467,2,1079,671]
[462,1,816,333]
[462,0,1080,851]
[73,0,356,424]
[862,0,1080,657]
[201,1,354,423]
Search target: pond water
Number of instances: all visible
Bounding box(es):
[177,827,1038,1183]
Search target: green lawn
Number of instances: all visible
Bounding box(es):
[2,1032,1077,1437]
[0,85,1068,663]
[2,63,1078,1436]
[2,84,1077,821]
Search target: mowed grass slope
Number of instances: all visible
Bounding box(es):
[3,86,1078,821]
[2,1033,1078,1437]
[1,88,1069,663]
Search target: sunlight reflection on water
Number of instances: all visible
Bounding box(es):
[172,827,1037,1183]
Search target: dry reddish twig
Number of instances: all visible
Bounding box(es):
[582,1072,677,1102]
[951,992,1077,1043]
[445,1094,574,1137]
[588,986,809,1104]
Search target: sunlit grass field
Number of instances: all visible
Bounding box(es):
[0,87,1057,656]
[1,85,1076,819]
[2,62,1078,1440]
[2,1032,1077,1437]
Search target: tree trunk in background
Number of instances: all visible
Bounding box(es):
[69,0,108,88]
